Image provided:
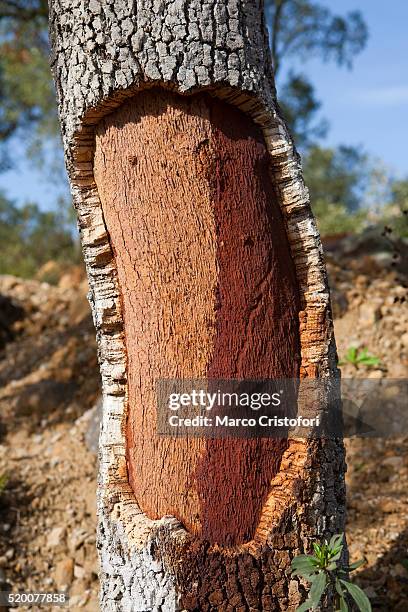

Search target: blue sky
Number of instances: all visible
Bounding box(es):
[280,0,408,179]
[1,0,407,210]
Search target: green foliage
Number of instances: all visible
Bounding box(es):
[278,72,328,148]
[291,533,371,612]
[0,0,369,160]
[0,0,56,168]
[0,472,7,494]
[265,0,368,148]
[0,191,81,279]
[339,347,381,370]
[304,145,370,212]
[381,178,408,239]
[0,0,48,20]
[303,145,373,235]
[311,198,366,237]
[302,146,408,238]
[266,0,368,75]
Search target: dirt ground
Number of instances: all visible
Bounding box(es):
[0,231,407,610]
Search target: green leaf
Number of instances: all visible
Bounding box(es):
[292,570,319,582]
[296,599,315,612]
[291,564,318,577]
[335,578,349,612]
[326,562,338,571]
[329,534,344,550]
[312,542,322,557]
[360,356,380,366]
[295,573,327,611]
[335,578,344,598]
[340,580,372,612]
[309,571,327,606]
[347,558,366,572]
[355,348,380,367]
[292,555,319,571]
[329,548,343,562]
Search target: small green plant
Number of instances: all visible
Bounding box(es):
[291,533,371,611]
[339,347,381,369]
[0,473,8,495]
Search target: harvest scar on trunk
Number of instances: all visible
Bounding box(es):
[93,88,301,546]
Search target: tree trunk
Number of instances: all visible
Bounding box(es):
[49,1,346,610]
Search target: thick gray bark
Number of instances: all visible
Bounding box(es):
[49,1,346,610]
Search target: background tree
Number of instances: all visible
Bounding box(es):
[303,145,370,235]
[0,0,54,168]
[3,0,405,261]
[265,0,368,147]
[0,0,367,157]
[0,0,74,280]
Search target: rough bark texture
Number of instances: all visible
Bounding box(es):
[49,1,346,610]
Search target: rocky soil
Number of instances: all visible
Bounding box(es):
[324,232,408,612]
[0,229,407,611]
[0,272,100,610]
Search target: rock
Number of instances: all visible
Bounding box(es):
[400,332,408,349]
[68,528,88,554]
[366,369,384,379]
[35,261,64,284]
[54,558,74,589]
[74,565,87,580]
[378,498,397,513]
[47,527,66,549]
[69,578,94,607]
[74,548,86,566]
[69,593,90,608]
[383,456,403,467]
[58,265,86,290]
[359,303,381,327]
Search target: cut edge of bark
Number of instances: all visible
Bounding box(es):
[71,79,337,558]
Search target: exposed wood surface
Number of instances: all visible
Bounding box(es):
[94,89,301,546]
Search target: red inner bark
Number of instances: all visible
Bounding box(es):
[94,89,301,546]
[195,99,301,544]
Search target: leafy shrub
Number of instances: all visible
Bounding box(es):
[339,347,381,369]
[291,533,371,611]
